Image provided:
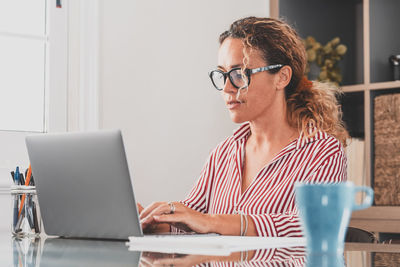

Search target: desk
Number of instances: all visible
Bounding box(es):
[2,232,400,266]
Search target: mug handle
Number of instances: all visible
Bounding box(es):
[352,186,374,211]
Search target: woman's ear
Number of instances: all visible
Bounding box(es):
[276,65,292,91]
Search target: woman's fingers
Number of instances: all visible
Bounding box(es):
[137,203,144,214]
[141,203,171,222]
[141,203,173,228]
[140,201,211,234]
[140,202,166,220]
[152,212,193,232]
[139,202,159,220]
[153,213,183,223]
[152,203,193,232]
[154,203,211,234]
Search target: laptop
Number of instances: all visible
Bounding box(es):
[26,130,143,240]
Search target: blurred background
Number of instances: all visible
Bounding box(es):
[0,0,269,231]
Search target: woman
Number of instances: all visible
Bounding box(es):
[140,17,348,238]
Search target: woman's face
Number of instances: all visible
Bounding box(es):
[217,38,284,124]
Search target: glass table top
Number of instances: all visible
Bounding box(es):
[1,232,400,267]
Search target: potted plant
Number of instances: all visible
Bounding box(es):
[304,36,347,86]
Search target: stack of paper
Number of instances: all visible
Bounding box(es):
[127,235,306,255]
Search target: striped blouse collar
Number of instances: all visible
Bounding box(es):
[232,123,329,150]
[232,123,251,141]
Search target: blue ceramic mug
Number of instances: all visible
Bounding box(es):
[295,182,373,254]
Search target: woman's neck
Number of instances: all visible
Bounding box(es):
[247,103,298,151]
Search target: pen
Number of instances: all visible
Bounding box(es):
[26,195,34,229]
[14,167,20,186]
[32,200,39,233]
[11,169,18,229]
[13,195,18,229]
[19,173,25,186]
[15,208,24,232]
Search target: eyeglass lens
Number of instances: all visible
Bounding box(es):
[211,69,248,90]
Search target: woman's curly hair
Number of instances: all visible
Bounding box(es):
[219,16,349,147]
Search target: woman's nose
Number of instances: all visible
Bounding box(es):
[222,78,237,94]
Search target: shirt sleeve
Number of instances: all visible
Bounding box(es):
[249,149,347,238]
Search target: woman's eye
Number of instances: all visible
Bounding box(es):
[232,72,243,79]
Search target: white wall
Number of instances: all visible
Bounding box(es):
[0,1,68,233]
[99,0,269,205]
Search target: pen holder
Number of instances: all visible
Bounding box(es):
[11,186,42,237]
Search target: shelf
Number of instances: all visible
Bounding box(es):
[370,0,400,83]
[342,84,366,93]
[278,0,364,85]
[273,0,400,233]
[350,206,400,233]
[345,242,400,253]
[370,80,400,91]
[341,80,400,92]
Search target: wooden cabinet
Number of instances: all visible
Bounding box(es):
[270,0,400,233]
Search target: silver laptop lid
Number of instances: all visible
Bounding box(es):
[26,130,143,240]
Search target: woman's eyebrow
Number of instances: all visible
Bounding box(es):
[217,64,242,70]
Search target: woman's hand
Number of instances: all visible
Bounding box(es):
[137,203,144,214]
[139,202,212,234]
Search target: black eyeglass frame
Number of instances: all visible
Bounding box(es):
[209,64,283,91]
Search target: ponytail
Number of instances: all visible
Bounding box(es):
[286,77,349,147]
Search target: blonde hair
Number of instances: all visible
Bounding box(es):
[219,17,349,147]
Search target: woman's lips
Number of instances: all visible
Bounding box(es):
[227,100,243,110]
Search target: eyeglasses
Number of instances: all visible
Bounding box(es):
[209,64,283,91]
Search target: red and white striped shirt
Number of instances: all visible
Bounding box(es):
[181,123,347,238]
